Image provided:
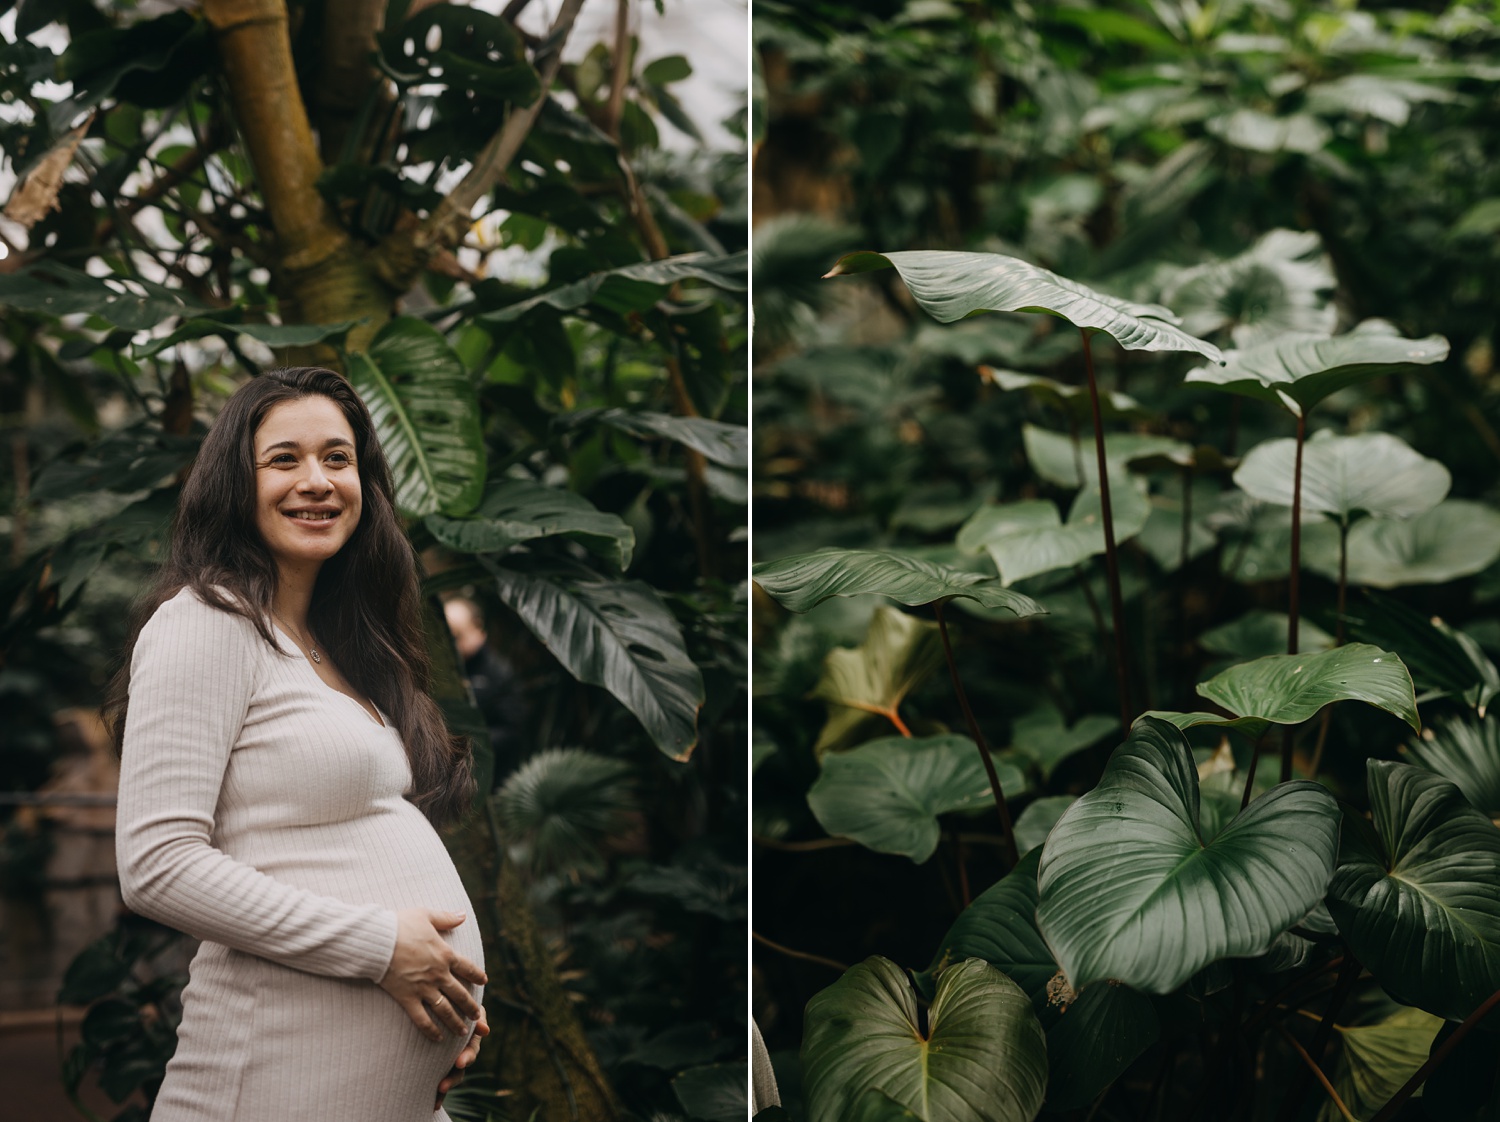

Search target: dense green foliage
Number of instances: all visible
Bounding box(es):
[753,1,1500,1119]
[0,0,746,1118]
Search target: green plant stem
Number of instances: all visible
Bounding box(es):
[1075,563,1108,647]
[1369,985,1500,1122]
[1275,952,1361,1122]
[1080,327,1132,729]
[1281,409,1308,783]
[934,599,1018,867]
[1241,734,1264,810]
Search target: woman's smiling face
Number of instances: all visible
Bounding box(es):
[253,395,363,575]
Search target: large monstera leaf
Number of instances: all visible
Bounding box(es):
[487,557,703,760]
[1184,328,1449,416]
[1036,718,1340,993]
[825,250,1222,360]
[801,956,1047,1122]
[346,316,486,518]
[1327,762,1500,1023]
[752,549,1045,617]
[1234,431,1450,522]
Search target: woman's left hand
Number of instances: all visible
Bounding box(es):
[435,1006,489,1111]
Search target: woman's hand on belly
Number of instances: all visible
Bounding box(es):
[377,909,487,1041]
[435,1007,489,1111]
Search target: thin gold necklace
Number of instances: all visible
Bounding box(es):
[273,613,323,665]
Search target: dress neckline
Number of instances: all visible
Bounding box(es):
[269,622,388,729]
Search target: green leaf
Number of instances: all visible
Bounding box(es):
[376,3,538,101]
[1320,1006,1443,1122]
[1184,330,1450,416]
[1235,431,1450,522]
[0,263,209,331]
[801,957,1047,1122]
[984,369,1145,422]
[133,318,358,360]
[810,606,943,755]
[480,251,746,323]
[1036,717,1340,992]
[807,735,1022,863]
[1044,981,1159,1112]
[957,485,1151,586]
[643,54,692,84]
[1022,425,1191,490]
[1142,710,1276,741]
[593,409,747,468]
[426,479,634,570]
[346,316,485,518]
[826,250,1223,361]
[1306,500,1500,588]
[1195,644,1419,732]
[487,557,703,760]
[494,747,635,876]
[673,1062,748,1122]
[1207,109,1330,154]
[1338,591,1499,714]
[1010,704,1118,780]
[1404,716,1500,818]
[1013,796,1077,855]
[752,550,1046,616]
[1199,610,1334,663]
[1327,762,1500,1023]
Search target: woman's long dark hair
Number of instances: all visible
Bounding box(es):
[104,367,473,825]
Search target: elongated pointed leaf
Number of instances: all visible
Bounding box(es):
[752,550,1045,616]
[1306,499,1500,587]
[595,409,747,468]
[426,479,634,570]
[1235,432,1450,521]
[811,606,943,755]
[1037,717,1340,992]
[807,735,1025,863]
[1404,716,1500,818]
[1327,762,1500,1023]
[802,956,1047,1122]
[133,317,359,360]
[826,250,1222,361]
[347,316,485,518]
[487,557,702,760]
[1185,331,1449,415]
[480,251,746,323]
[1196,644,1419,731]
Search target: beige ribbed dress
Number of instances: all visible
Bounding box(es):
[116,588,484,1122]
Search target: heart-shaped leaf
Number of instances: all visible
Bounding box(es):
[1320,1007,1443,1122]
[957,486,1151,587]
[1195,644,1419,732]
[807,735,1024,863]
[1404,716,1500,818]
[1023,425,1191,491]
[1184,330,1450,416]
[426,479,635,570]
[1010,704,1119,780]
[810,606,944,754]
[1305,499,1500,587]
[826,250,1222,361]
[487,557,702,760]
[752,550,1046,617]
[1037,717,1340,992]
[801,956,1047,1122]
[1327,762,1500,1023]
[1199,610,1334,663]
[347,316,486,518]
[1235,431,1450,522]
[1013,796,1078,854]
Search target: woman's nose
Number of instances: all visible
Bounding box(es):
[296,458,332,492]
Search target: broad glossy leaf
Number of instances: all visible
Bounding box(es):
[1022,425,1190,490]
[427,479,634,570]
[31,423,202,503]
[0,263,209,331]
[487,557,702,760]
[957,486,1150,587]
[752,550,1045,616]
[481,251,746,323]
[1010,704,1118,780]
[1143,710,1274,741]
[1404,716,1500,818]
[826,250,1222,361]
[802,956,1047,1122]
[672,1062,749,1122]
[1013,797,1077,855]
[1306,500,1500,587]
[594,409,747,468]
[1320,1007,1443,1122]
[1235,431,1450,522]
[347,316,485,518]
[807,735,1023,863]
[1044,981,1159,1112]
[133,318,358,360]
[810,606,943,754]
[1328,762,1500,1023]
[984,368,1145,421]
[1199,610,1334,662]
[1037,717,1339,992]
[1185,330,1449,416]
[1207,109,1330,154]
[1196,644,1419,732]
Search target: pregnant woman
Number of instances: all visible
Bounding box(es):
[111,366,488,1120]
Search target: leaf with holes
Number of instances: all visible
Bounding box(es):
[487,557,702,760]
[801,956,1047,1122]
[753,550,1045,617]
[1036,717,1340,992]
[807,735,1024,863]
[347,316,486,519]
[426,479,634,570]
[1195,644,1419,732]
[1328,762,1500,1023]
[826,250,1222,361]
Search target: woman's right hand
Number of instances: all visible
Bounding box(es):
[377,909,488,1042]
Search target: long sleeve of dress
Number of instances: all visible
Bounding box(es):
[116,592,398,982]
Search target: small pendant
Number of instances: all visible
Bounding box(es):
[309,648,322,664]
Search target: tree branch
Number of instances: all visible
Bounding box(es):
[314,0,389,165]
[605,0,630,139]
[369,0,587,290]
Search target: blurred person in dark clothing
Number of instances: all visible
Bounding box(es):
[444,597,528,788]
